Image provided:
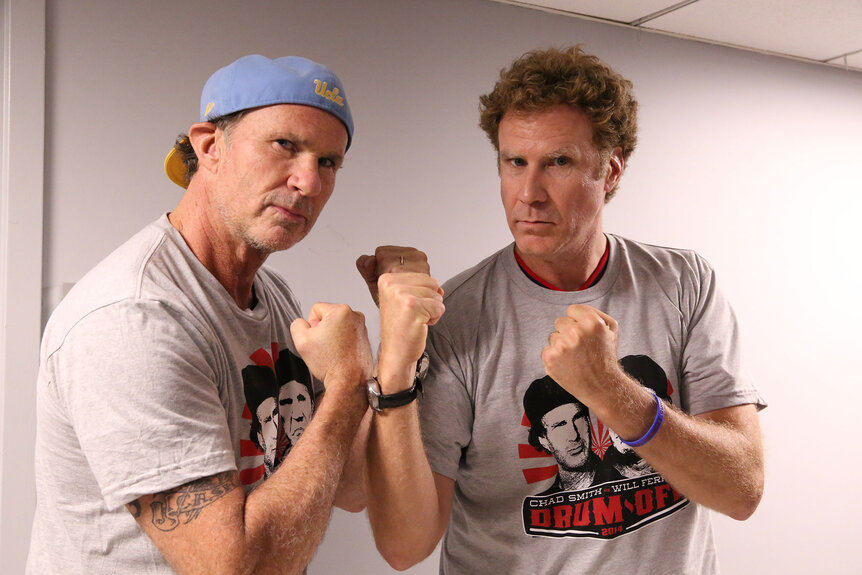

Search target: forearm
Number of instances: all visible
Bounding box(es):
[129,382,368,575]
[333,407,371,512]
[638,403,763,519]
[596,382,763,520]
[131,303,375,574]
[366,401,449,570]
[543,304,764,520]
[363,265,448,568]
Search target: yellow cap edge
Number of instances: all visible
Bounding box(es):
[164,147,189,189]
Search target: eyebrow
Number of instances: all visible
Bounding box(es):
[500,145,581,160]
[547,146,580,159]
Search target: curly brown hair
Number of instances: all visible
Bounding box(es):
[479,46,638,200]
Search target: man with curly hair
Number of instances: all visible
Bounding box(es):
[366,46,766,574]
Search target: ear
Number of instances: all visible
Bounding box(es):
[603,147,624,194]
[188,122,221,177]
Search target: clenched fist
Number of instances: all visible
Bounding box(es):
[290,302,373,390]
[541,304,623,408]
[356,246,431,306]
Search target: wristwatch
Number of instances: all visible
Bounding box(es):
[366,352,429,412]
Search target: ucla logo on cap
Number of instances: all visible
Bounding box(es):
[313,79,344,107]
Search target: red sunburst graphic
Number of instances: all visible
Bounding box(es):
[518,411,557,484]
[590,418,612,460]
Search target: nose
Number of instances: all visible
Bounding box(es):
[519,165,547,204]
[287,155,323,197]
[569,420,582,442]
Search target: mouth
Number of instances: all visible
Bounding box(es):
[272,204,309,224]
[514,220,556,237]
[515,215,554,227]
[290,419,306,438]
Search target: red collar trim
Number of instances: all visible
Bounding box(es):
[581,242,610,289]
[514,242,609,292]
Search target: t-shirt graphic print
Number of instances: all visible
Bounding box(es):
[241,346,314,482]
[520,355,689,539]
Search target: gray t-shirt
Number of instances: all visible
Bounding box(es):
[420,235,766,575]
[27,215,316,574]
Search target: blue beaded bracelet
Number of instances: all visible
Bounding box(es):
[619,390,665,447]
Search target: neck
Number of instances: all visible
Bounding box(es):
[516,233,608,291]
[169,189,266,309]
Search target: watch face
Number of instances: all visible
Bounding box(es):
[366,379,382,412]
[416,352,430,381]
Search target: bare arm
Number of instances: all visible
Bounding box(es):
[322,245,427,515]
[127,303,373,574]
[333,407,371,512]
[542,304,764,520]
[367,397,455,570]
[650,403,763,519]
[357,247,451,569]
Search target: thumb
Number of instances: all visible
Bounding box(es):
[290,317,311,344]
[356,254,381,307]
[355,255,378,284]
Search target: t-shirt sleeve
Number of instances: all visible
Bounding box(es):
[419,324,475,481]
[49,299,237,511]
[680,254,767,416]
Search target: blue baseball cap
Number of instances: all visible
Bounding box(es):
[165,54,354,188]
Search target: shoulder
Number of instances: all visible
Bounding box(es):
[44,221,162,322]
[610,234,715,291]
[609,234,726,327]
[440,246,510,305]
[42,217,204,357]
[612,234,710,274]
[427,247,510,347]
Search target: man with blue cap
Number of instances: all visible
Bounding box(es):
[28,54,445,574]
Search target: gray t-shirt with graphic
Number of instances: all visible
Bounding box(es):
[420,235,766,575]
[27,215,317,574]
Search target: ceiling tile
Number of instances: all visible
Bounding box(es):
[644,0,862,62]
[490,0,681,24]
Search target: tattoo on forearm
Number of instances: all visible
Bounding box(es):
[127,499,142,518]
[129,471,239,532]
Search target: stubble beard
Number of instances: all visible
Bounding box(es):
[218,201,312,256]
[556,443,592,473]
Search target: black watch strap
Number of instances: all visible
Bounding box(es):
[367,352,429,412]
[373,380,421,411]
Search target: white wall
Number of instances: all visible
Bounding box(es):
[1,0,44,571]
[2,0,860,572]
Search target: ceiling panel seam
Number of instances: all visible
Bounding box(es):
[824,48,862,63]
[629,0,701,27]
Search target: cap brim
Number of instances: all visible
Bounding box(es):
[164,147,189,189]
